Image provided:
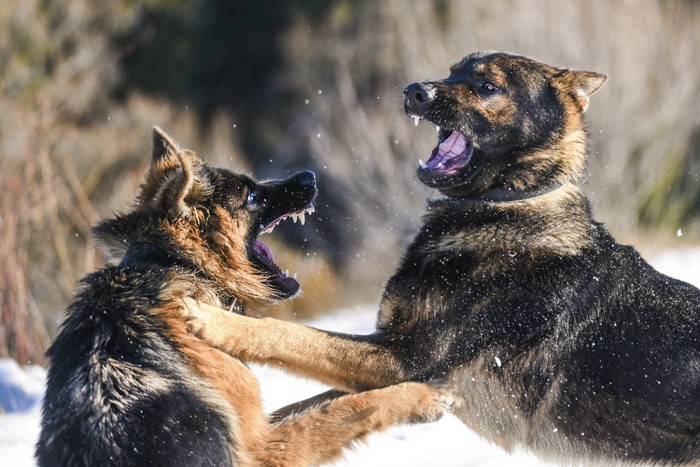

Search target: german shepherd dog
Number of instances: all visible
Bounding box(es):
[35,127,454,466]
[181,52,700,465]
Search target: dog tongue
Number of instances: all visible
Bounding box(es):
[254,240,274,261]
[425,131,470,170]
[438,131,468,159]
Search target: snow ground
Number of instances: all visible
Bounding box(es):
[1,247,698,466]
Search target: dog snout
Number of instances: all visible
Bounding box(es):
[294,170,316,189]
[404,82,433,114]
[285,170,317,200]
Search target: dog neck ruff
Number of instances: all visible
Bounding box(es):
[118,243,246,315]
[119,243,187,269]
[475,181,565,203]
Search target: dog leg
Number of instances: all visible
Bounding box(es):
[269,389,347,423]
[255,382,454,466]
[182,298,406,391]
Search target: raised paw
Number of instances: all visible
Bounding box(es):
[178,297,222,337]
[397,381,458,424]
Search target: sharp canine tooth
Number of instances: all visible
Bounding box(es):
[291,214,297,223]
[413,116,420,127]
[284,269,289,277]
[419,158,427,169]
[435,125,440,132]
[293,272,298,279]
[299,213,305,225]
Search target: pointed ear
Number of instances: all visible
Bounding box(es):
[146,149,200,218]
[554,70,607,112]
[139,128,199,218]
[151,126,179,164]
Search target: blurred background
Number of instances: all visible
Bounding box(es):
[0,0,698,365]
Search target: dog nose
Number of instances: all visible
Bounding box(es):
[294,170,316,187]
[404,82,431,113]
[286,170,316,191]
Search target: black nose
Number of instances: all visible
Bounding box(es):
[294,170,316,188]
[403,82,431,114]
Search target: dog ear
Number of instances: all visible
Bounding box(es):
[139,127,201,218]
[148,126,180,185]
[554,70,607,112]
[152,126,177,161]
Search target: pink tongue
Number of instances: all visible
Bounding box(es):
[438,131,467,159]
[254,241,274,261]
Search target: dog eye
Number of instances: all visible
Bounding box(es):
[246,190,260,206]
[481,81,501,94]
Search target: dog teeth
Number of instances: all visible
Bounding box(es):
[284,208,313,226]
[413,116,420,127]
[419,158,427,169]
[435,125,440,132]
[261,221,277,234]
[293,272,298,280]
[284,269,289,277]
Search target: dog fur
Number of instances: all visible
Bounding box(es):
[182,52,700,465]
[35,127,453,467]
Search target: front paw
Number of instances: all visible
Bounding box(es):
[400,381,459,424]
[179,297,216,336]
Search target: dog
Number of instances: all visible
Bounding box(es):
[181,51,700,465]
[35,127,454,467]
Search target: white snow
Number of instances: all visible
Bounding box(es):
[1,247,698,466]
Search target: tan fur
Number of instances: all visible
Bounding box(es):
[89,128,455,466]
[427,184,594,278]
[183,298,405,393]
[165,298,452,467]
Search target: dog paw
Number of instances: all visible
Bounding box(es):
[178,298,213,336]
[399,381,458,424]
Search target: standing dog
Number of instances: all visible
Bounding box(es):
[35,127,453,467]
[182,52,700,465]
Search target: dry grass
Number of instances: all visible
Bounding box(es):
[0,0,698,361]
[278,0,700,238]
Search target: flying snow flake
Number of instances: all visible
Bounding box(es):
[494,356,502,367]
[677,228,683,237]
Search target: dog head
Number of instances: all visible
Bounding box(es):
[404,51,606,198]
[93,127,317,309]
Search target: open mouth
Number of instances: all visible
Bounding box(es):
[414,123,477,188]
[406,110,481,189]
[250,205,315,298]
[420,128,474,173]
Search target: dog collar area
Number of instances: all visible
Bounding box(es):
[475,181,565,203]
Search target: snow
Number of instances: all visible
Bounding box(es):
[1,247,698,466]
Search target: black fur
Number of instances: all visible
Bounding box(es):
[230,52,700,464]
[391,52,700,463]
[37,267,234,467]
[36,128,320,466]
